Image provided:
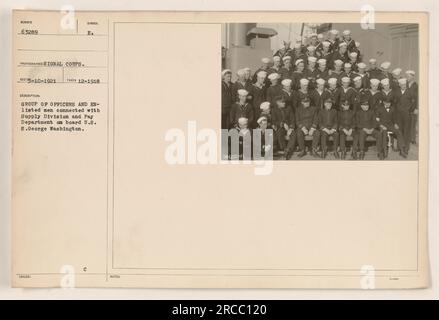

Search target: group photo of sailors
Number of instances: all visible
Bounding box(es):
[221,29,419,160]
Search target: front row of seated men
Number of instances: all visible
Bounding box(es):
[229,89,407,160]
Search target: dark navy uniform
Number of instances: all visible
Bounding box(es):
[229,102,254,128]
[394,88,416,150]
[221,80,233,129]
[318,107,339,153]
[375,102,406,156]
[338,108,355,154]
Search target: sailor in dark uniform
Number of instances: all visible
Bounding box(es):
[221,69,233,129]
[341,30,356,53]
[406,70,418,144]
[274,40,294,62]
[367,58,383,80]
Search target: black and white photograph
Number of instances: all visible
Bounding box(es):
[221,23,419,160]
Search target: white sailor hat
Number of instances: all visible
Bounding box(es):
[398,78,407,85]
[317,33,324,40]
[281,79,292,87]
[299,78,309,86]
[344,63,352,68]
[353,76,362,83]
[308,56,317,63]
[309,33,318,38]
[328,78,338,85]
[268,73,279,81]
[261,57,271,64]
[349,52,358,58]
[329,29,339,35]
[406,70,416,76]
[341,76,351,83]
[257,116,267,125]
[322,41,331,47]
[273,56,281,62]
[369,58,377,64]
[282,55,292,62]
[260,101,270,111]
[370,78,380,86]
[316,78,326,85]
[317,59,327,65]
[380,61,391,70]
[334,59,344,66]
[237,69,246,76]
[357,62,367,69]
[339,42,347,48]
[295,59,304,66]
[381,78,390,86]
[221,69,232,76]
[307,45,316,52]
[257,70,267,78]
[392,68,402,76]
[355,41,360,47]
[342,30,351,36]
[237,89,249,96]
[238,117,248,125]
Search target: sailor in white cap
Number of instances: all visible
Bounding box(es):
[257,101,272,128]
[305,56,318,89]
[280,55,294,81]
[341,29,356,52]
[395,77,415,151]
[306,45,317,58]
[266,73,283,106]
[307,33,319,51]
[353,76,363,90]
[242,68,252,90]
[368,58,382,80]
[327,77,338,92]
[356,62,370,89]
[229,89,254,129]
[380,77,395,108]
[290,59,305,90]
[319,41,333,65]
[338,76,356,109]
[348,52,359,71]
[316,58,329,81]
[341,62,355,82]
[292,41,307,63]
[330,59,344,81]
[391,68,402,90]
[236,117,252,160]
[405,70,418,144]
[380,61,392,80]
[331,42,348,68]
[315,33,325,53]
[252,58,271,83]
[232,68,251,103]
[280,78,294,109]
[311,78,331,109]
[249,71,268,125]
[274,40,293,62]
[369,78,383,110]
[270,55,282,74]
[221,69,233,129]
[328,29,340,52]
